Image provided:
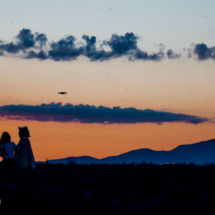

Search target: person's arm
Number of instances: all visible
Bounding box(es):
[0,144,5,158]
[15,145,19,155]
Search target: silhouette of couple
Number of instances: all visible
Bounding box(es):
[0,127,36,170]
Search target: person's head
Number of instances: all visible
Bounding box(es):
[18,127,30,138]
[1,132,11,144]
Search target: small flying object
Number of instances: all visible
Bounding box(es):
[58,92,67,95]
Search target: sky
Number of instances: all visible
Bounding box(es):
[0,0,215,161]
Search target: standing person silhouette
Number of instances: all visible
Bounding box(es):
[0,132,17,169]
[15,127,36,169]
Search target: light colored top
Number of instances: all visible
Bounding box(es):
[15,136,36,169]
[0,142,16,159]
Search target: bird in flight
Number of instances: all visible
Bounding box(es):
[58,92,67,94]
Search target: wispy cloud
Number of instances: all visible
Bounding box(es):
[0,102,208,124]
[166,49,181,59]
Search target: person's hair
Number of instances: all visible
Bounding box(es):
[1,132,11,144]
[19,127,30,138]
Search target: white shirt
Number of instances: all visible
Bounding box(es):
[0,142,16,159]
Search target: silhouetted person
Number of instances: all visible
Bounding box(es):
[15,127,36,169]
[0,132,17,169]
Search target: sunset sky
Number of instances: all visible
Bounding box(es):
[0,0,215,161]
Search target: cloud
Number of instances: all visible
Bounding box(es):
[48,36,84,61]
[0,28,180,62]
[35,33,48,49]
[104,32,138,55]
[0,28,48,54]
[194,43,215,60]
[16,28,35,49]
[81,33,140,61]
[129,50,165,61]
[0,29,35,53]
[25,50,48,60]
[0,42,23,54]
[102,33,165,61]
[81,35,111,61]
[0,102,208,124]
[82,35,97,52]
[166,49,181,59]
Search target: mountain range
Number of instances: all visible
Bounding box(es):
[38,139,215,165]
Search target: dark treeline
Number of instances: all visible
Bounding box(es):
[1,163,215,214]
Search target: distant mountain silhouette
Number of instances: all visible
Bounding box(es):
[39,139,215,165]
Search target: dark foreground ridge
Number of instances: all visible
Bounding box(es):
[1,163,215,215]
[45,139,215,165]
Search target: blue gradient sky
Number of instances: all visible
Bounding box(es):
[0,0,215,52]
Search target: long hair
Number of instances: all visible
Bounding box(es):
[19,126,30,138]
[1,132,11,144]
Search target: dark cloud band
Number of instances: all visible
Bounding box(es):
[0,102,208,124]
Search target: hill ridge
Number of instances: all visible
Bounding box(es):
[38,139,215,165]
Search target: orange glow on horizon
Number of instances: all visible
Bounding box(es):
[0,120,214,161]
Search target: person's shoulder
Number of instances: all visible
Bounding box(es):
[8,142,16,147]
[0,144,4,149]
[22,137,30,142]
